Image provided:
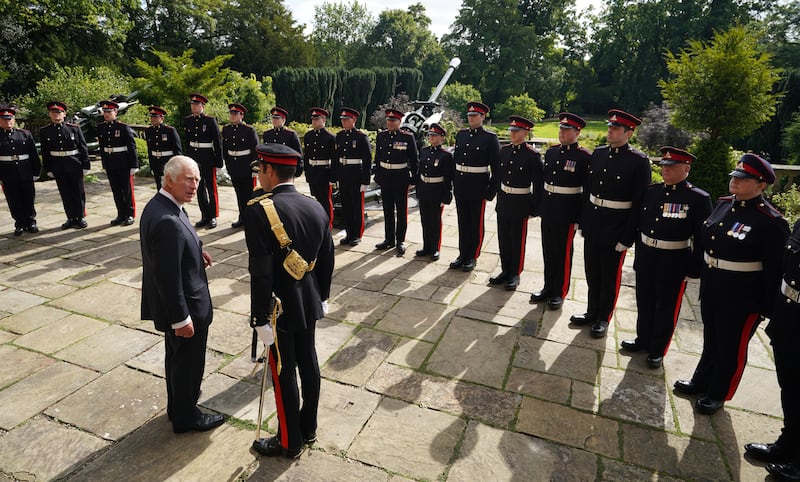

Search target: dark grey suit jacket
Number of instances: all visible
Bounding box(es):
[140,192,213,332]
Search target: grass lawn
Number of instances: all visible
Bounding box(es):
[493,119,608,140]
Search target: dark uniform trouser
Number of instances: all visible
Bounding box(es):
[455,197,486,260]
[583,239,626,322]
[55,170,86,220]
[634,265,687,357]
[231,176,255,222]
[767,310,800,459]
[107,168,135,218]
[380,184,409,244]
[165,321,208,428]
[498,215,528,275]
[308,179,333,229]
[151,158,167,192]
[196,162,218,220]
[2,180,36,228]
[270,320,320,451]
[541,219,577,298]
[339,181,364,240]
[419,200,444,252]
[693,299,761,401]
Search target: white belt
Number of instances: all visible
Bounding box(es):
[0,154,29,161]
[190,141,214,149]
[380,162,408,170]
[640,233,691,250]
[50,150,79,157]
[501,185,531,195]
[227,149,252,156]
[340,158,363,165]
[309,159,331,166]
[421,175,444,183]
[589,194,632,210]
[103,146,128,153]
[704,252,763,272]
[455,164,490,173]
[544,184,582,195]
[151,150,174,157]
[781,280,800,303]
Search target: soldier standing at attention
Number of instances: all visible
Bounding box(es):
[450,101,500,272]
[97,100,138,226]
[333,107,371,246]
[488,116,543,291]
[183,93,223,229]
[144,106,182,191]
[40,101,90,229]
[0,106,41,235]
[303,107,336,227]
[571,109,650,338]
[222,103,259,229]
[415,123,453,262]
[263,107,302,163]
[373,108,418,256]
[530,113,591,310]
[622,147,711,368]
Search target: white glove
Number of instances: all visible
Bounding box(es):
[252,172,258,178]
[321,300,329,315]
[329,182,336,186]
[440,203,445,207]
[129,168,139,175]
[47,172,54,177]
[360,184,368,192]
[254,324,274,346]
[614,242,629,252]
[33,176,39,181]
[82,169,89,175]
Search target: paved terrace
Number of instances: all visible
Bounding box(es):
[0,169,783,481]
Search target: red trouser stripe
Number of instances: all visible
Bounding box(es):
[129,175,136,217]
[474,199,486,259]
[662,279,687,356]
[268,348,288,448]
[437,205,444,250]
[561,224,576,298]
[326,184,334,229]
[517,218,528,274]
[358,192,365,237]
[605,250,626,321]
[211,168,219,217]
[252,177,257,189]
[726,312,761,400]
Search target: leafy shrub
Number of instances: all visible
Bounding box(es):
[637,103,695,151]
[771,184,800,226]
[493,93,545,124]
[688,137,735,200]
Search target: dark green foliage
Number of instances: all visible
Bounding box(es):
[637,103,695,152]
[335,69,376,129]
[688,137,735,200]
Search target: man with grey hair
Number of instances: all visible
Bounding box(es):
[140,155,224,433]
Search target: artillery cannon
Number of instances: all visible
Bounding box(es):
[401,57,460,148]
[72,91,140,152]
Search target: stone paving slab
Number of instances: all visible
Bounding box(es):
[46,365,166,441]
[62,255,142,288]
[0,362,97,430]
[12,314,108,354]
[54,324,160,372]
[0,287,48,315]
[198,372,267,424]
[374,297,456,342]
[315,378,382,452]
[600,458,682,481]
[250,450,395,481]
[125,340,227,379]
[349,397,466,480]
[49,280,141,327]
[327,285,398,326]
[0,416,109,481]
[315,318,359,365]
[598,366,676,431]
[506,366,571,404]
[385,337,433,369]
[0,304,71,334]
[0,257,90,293]
[208,277,251,314]
[0,345,54,389]
[514,335,599,384]
[717,408,784,482]
[322,327,397,386]
[206,308,255,355]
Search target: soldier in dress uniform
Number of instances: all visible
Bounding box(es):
[373,108,418,256]
[263,107,303,176]
[303,107,336,227]
[97,100,138,226]
[746,217,800,479]
[0,106,40,235]
[222,103,259,228]
[144,106,182,191]
[571,109,650,338]
[488,116,543,291]
[415,123,453,261]
[675,153,789,415]
[183,93,223,229]
[530,112,591,309]
[40,101,90,229]
[450,101,500,272]
[333,107,371,246]
[621,147,712,369]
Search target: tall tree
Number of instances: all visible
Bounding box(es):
[310,2,375,69]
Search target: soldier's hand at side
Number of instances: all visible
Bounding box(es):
[360,184,368,192]
[255,324,274,346]
[202,250,213,268]
[33,176,39,181]
[129,168,139,176]
[614,242,628,252]
[321,300,329,315]
[47,172,54,177]
[175,321,195,338]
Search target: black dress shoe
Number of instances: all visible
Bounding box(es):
[26,223,38,233]
[415,249,431,257]
[195,218,210,228]
[745,442,791,463]
[303,432,317,444]
[646,355,663,369]
[462,258,476,272]
[348,238,360,246]
[110,217,123,226]
[231,219,244,229]
[767,462,800,481]
[530,290,549,302]
[570,313,594,326]
[590,321,608,338]
[75,218,88,229]
[674,379,704,396]
[620,340,643,352]
[252,436,302,458]
[173,413,225,433]
[449,258,464,269]
[339,237,352,246]
[396,243,406,255]
[431,251,440,261]
[546,297,563,310]
[13,227,23,236]
[375,240,395,250]
[207,218,217,229]
[62,219,76,230]
[488,272,508,285]
[121,216,134,226]
[695,396,724,414]
[505,275,519,291]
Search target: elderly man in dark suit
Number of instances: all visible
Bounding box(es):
[140,155,224,434]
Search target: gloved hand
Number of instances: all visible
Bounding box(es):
[33,176,39,181]
[47,171,54,177]
[129,168,139,176]
[329,181,337,187]
[321,300,329,315]
[254,324,274,346]
[252,172,258,178]
[82,170,89,175]
[360,184,368,192]
[614,242,629,252]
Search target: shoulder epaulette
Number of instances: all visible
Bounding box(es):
[486,130,498,137]
[400,129,414,136]
[357,129,368,136]
[758,199,784,219]
[66,122,79,127]
[523,143,538,153]
[595,144,610,151]
[578,146,592,155]
[686,182,710,198]
[719,195,734,201]
[247,191,272,206]
[631,148,649,159]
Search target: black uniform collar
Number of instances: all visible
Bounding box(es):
[611,143,630,154]
[732,194,764,208]
[561,142,579,150]
[665,179,689,191]
[470,126,484,134]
